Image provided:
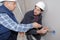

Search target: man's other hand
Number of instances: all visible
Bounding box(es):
[37,27,48,34]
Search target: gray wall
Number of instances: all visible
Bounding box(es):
[42,0,60,40]
[13,0,60,40]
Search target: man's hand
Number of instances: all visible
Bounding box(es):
[19,32,25,37]
[33,22,42,28]
[37,27,48,34]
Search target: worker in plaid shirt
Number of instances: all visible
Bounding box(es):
[0,0,42,40]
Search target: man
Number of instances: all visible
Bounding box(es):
[0,0,42,40]
[21,1,48,40]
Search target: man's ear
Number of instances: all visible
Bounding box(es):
[4,2,9,7]
[4,2,8,5]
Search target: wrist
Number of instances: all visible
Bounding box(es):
[37,30,41,34]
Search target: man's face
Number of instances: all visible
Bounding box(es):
[6,1,16,11]
[34,6,42,15]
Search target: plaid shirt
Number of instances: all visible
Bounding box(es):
[0,13,33,32]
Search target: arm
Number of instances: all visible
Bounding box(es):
[0,13,33,32]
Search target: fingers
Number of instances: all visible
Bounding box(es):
[33,22,42,28]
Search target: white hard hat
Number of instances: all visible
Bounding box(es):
[35,1,45,10]
[5,0,16,1]
[0,0,16,2]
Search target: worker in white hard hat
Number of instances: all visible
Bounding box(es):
[0,0,42,40]
[21,1,48,40]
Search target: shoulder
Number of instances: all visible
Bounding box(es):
[25,10,34,16]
